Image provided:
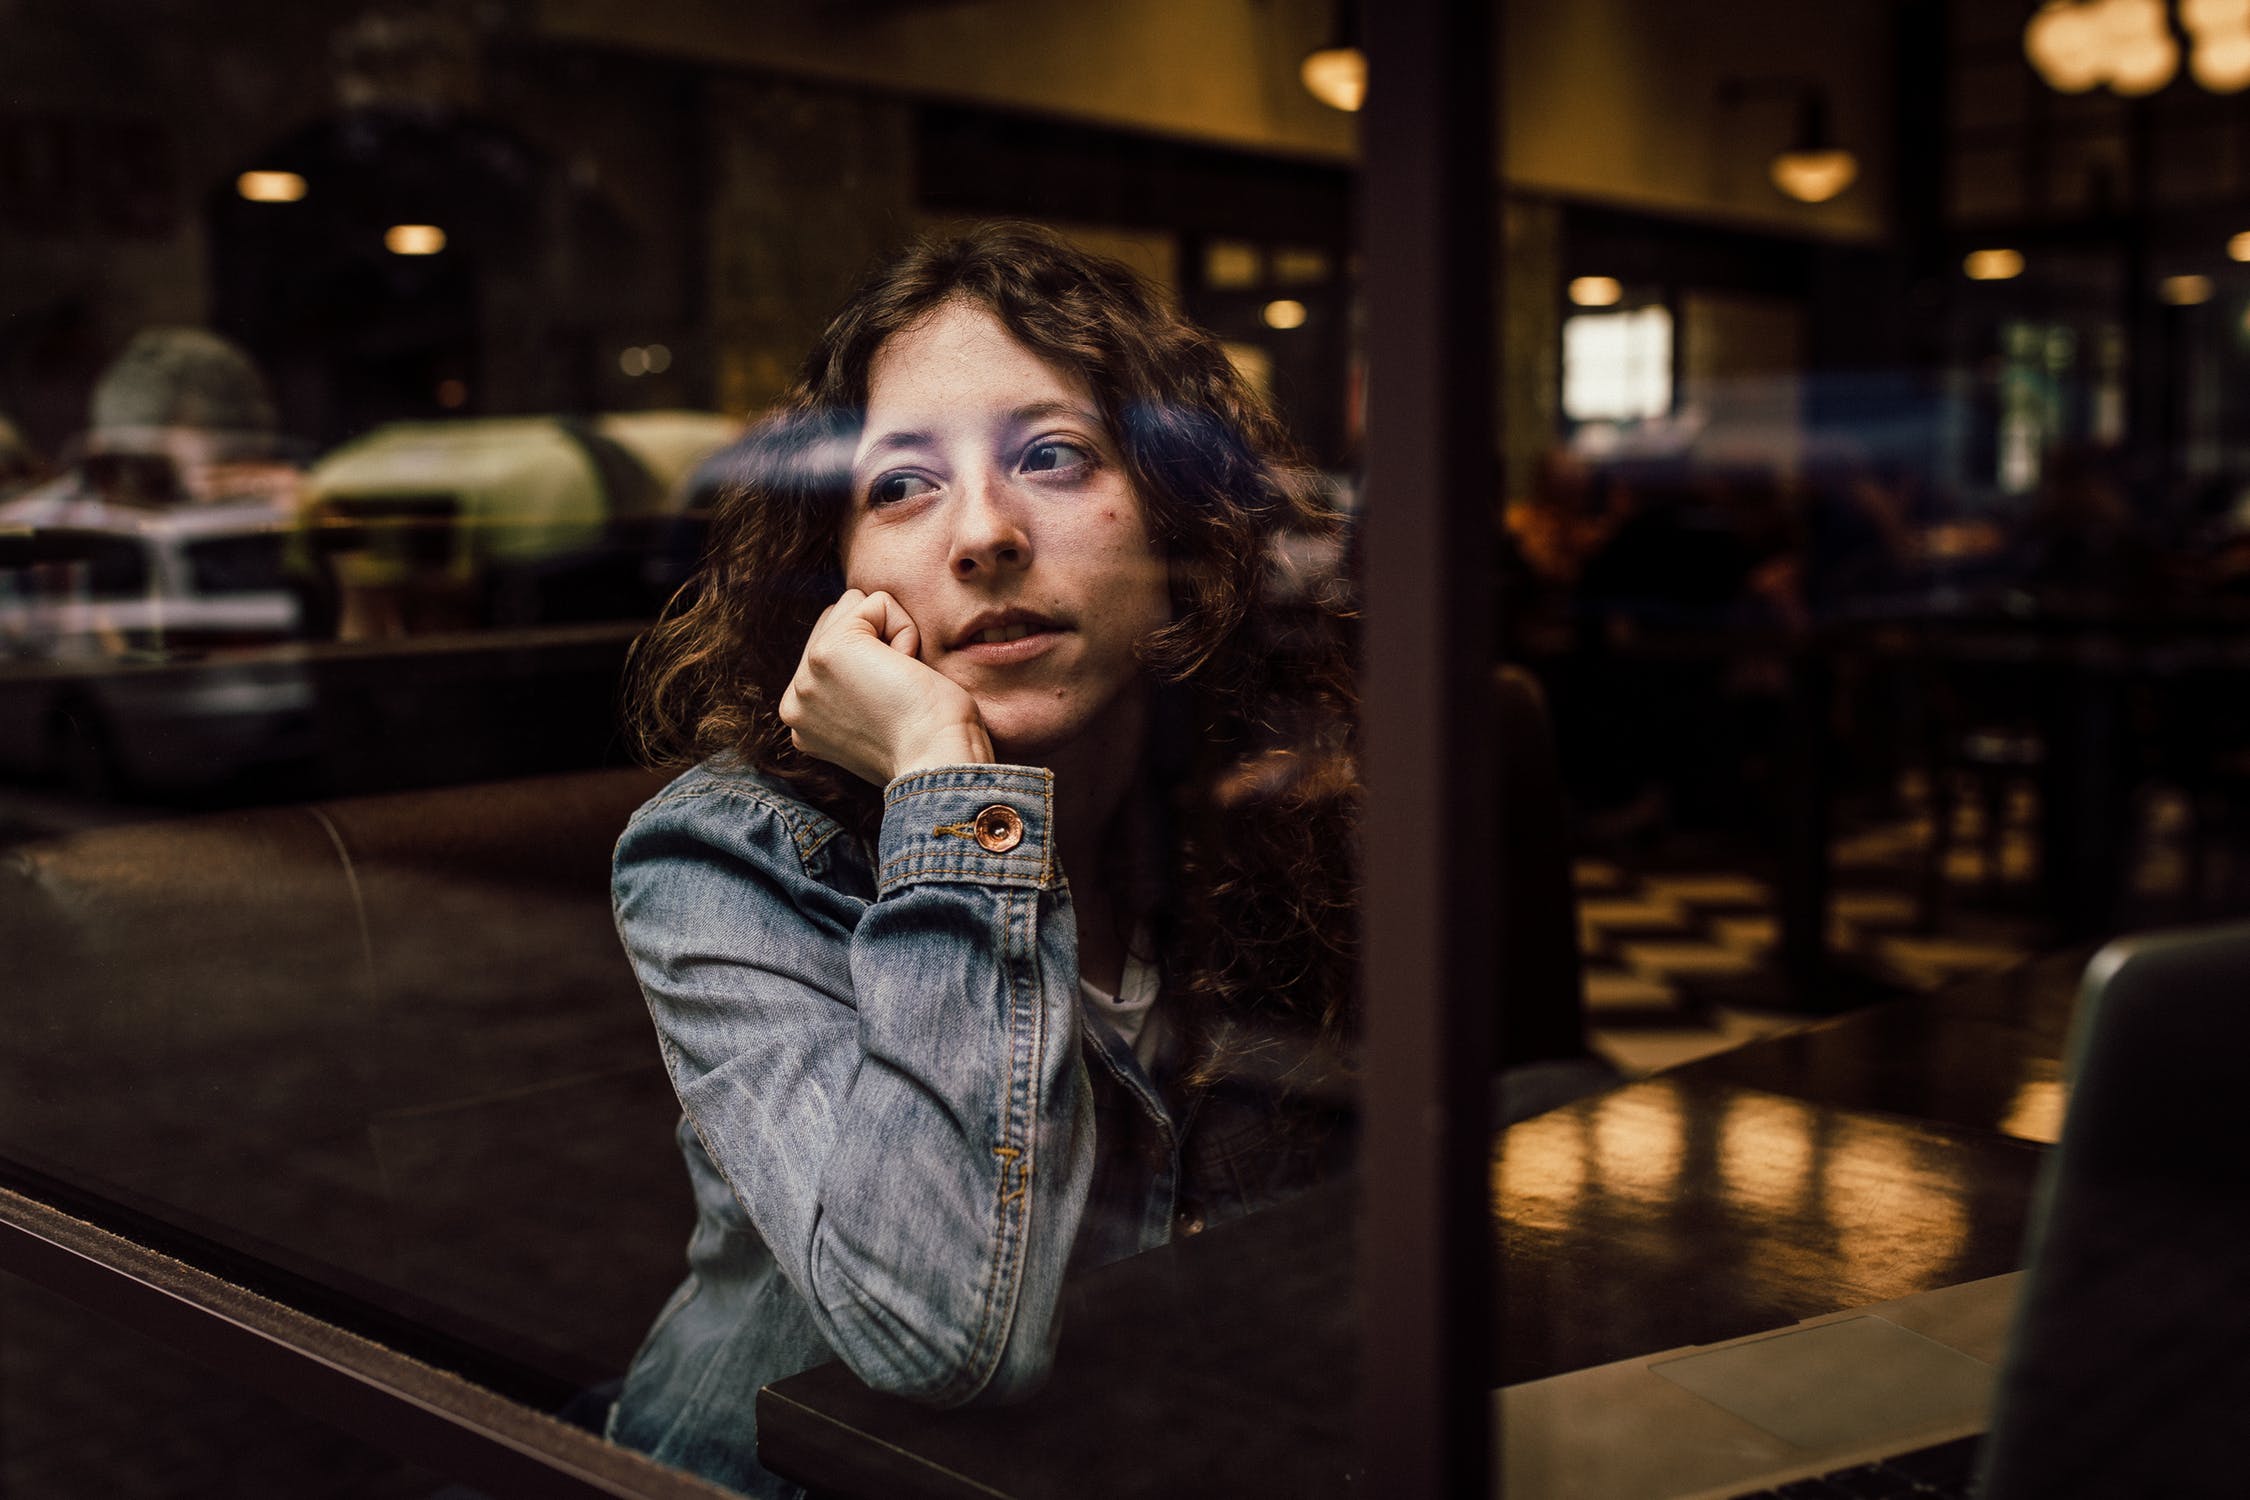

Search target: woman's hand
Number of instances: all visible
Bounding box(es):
[780,589,993,784]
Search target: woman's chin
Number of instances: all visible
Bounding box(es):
[978,679,1148,771]
[983,723,1073,767]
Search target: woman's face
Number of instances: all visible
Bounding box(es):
[837,299,1171,763]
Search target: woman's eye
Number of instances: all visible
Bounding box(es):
[868,472,935,507]
[1020,439,1093,476]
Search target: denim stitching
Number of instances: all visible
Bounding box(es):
[998,884,1040,1343]
[953,885,1028,1402]
[645,773,843,862]
[878,850,1047,878]
[882,766,1053,807]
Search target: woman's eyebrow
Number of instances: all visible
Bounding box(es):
[857,428,934,462]
[1007,400,1098,428]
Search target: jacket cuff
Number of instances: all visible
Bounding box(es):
[876,765,1059,895]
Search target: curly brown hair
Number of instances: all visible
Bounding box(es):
[627,222,1359,1080]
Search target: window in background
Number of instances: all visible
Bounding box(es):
[1562,304,1674,424]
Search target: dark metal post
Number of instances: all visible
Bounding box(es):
[1357,0,1499,1494]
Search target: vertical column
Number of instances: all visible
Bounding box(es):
[1357,0,1499,1495]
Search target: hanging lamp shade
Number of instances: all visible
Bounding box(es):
[1769,92,1858,204]
[1301,1,1365,112]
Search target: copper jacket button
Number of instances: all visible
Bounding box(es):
[972,805,1024,853]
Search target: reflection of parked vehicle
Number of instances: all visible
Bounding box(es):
[301,412,737,637]
[0,500,305,660]
[0,413,41,498]
[0,649,319,800]
[0,506,318,797]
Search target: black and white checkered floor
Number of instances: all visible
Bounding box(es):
[1577,796,2057,1076]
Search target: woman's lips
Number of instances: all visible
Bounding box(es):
[953,628,1065,665]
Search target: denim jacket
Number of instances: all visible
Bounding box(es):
[604,761,1345,1498]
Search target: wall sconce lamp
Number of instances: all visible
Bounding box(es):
[1301,1,1366,112]
[1722,79,1861,205]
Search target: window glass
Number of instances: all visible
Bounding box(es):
[1,5,1365,1497]
[7,1,2247,1495]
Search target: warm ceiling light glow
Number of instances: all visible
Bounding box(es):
[2185,0,2250,31]
[384,224,446,256]
[1261,299,1309,331]
[2026,0,2184,94]
[2229,231,2250,261]
[1569,276,1624,307]
[2024,0,2108,92]
[2161,273,2215,304]
[236,170,307,203]
[1964,248,2026,280]
[1300,46,1366,112]
[620,347,650,377]
[2109,32,2181,94]
[1769,148,1859,204]
[2192,30,2250,90]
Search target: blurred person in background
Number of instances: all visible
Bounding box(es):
[2003,443,2162,612]
[2,327,300,525]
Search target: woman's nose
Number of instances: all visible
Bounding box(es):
[950,473,1031,578]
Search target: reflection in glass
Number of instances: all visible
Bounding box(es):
[1589,1088,1688,1204]
[2000,1074,2070,1145]
[1718,1092,1818,1214]
[1494,1114,1590,1229]
[1824,1118,1969,1291]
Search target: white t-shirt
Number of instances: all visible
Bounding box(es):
[1079,931,1162,1071]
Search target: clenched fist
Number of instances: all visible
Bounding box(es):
[779,589,994,785]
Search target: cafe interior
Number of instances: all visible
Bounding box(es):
[4,0,2249,1495]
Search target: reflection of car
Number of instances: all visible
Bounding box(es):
[301,412,738,634]
[0,498,319,796]
[0,648,319,800]
[594,411,746,508]
[0,497,306,660]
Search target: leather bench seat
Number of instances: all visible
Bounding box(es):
[0,766,688,1387]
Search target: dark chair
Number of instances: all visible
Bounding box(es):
[1493,664,1621,1122]
[1911,645,2046,931]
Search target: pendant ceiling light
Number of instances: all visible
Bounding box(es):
[1301,0,1366,112]
[1722,79,1860,206]
[1770,92,1859,204]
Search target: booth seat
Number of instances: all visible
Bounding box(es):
[0,766,686,1391]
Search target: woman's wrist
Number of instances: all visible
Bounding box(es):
[892,722,996,777]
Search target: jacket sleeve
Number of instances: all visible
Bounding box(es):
[611,764,1095,1406]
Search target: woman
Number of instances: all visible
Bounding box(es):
[607,224,1358,1497]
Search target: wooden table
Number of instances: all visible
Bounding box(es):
[759,954,2084,1499]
